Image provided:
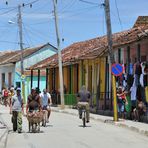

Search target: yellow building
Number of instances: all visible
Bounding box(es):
[29,16,148,110]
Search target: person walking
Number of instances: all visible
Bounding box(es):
[10,88,24,133]
[40,89,52,123]
[2,87,9,107]
[77,85,91,123]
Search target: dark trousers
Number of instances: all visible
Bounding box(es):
[12,111,22,132]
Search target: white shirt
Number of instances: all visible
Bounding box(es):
[40,92,51,107]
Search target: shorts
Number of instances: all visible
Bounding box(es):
[42,105,50,110]
[118,102,124,113]
[131,100,137,111]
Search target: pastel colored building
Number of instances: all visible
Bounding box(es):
[0,43,57,102]
[29,16,148,109]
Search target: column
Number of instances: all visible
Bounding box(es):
[46,68,49,90]
[137,44,141,62]
[37,69,40,90]
[30,69,33,89]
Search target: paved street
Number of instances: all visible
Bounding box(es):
[0,106,148,148]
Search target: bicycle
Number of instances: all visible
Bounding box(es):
[81,106,86,128]
[42,109,48,127]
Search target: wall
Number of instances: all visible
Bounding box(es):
[0,64,15,91]
[15,47,55,70]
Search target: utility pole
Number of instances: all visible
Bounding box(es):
[104,0,113,63]
[104,0,118,121]
[18,4,25,103]
[52,0,65,109]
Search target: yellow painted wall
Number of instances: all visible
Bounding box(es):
[99,58,106,98]
[63,66,68,93]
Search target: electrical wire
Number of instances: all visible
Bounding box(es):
[115,0,123,30]
[0,6,17,11]
[0,7,17,15]
[22,23,34,47]
[0,40,19,44]
[23,0,50,14]
[13,27,19,50]
[60,5,99,19]
[27,20,51,26]
[79,0,101,6]
[58,0,77,13]
[22,24,51,43]
[102,7,105,35]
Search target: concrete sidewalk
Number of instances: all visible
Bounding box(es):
[0,106,9,148]
[52,106,148,137]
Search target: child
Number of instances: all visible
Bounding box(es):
[117,86,128,119]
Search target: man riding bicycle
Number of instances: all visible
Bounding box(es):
[77,85,91,123]
[40,89,52,123]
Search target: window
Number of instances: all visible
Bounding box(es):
[8,72,12,88]
[2,73,5,88]
[16,82,21,88]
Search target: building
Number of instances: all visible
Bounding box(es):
[29,16,148,109]
[0,43,57,101]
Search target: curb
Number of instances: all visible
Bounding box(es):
[52,108,148,137]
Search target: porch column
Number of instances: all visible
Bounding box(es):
[85,60,89,90]
[46,68,49,90]
[104,57,108,110]
[81,60,85,86]
[137,44,141,62]
[127,46,130,74]
[37,69,40,90]
[70,65,73,94]
[31,69,33,89]
[92,61,95,107]
[76,64,79,92]
[118,48,121,63]
[53,68,56,90]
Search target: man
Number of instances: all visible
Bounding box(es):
[40,89,52,122]
[10,88,24,133]
[9,87,15,114]
[77,85,91,123]
[26,88,41,113]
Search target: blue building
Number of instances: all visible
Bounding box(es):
[0,43,57,102]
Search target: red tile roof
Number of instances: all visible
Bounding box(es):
[0,43,56,65]
[133,16,148,28]
[29,17,148,70]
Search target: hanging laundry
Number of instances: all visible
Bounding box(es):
[129,63,134,75]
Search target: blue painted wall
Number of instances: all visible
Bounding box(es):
[14,44,56,102]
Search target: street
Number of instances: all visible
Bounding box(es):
[0,106,148,148]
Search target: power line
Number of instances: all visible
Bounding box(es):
[21,0,40,8]
[0,40,25,45]
[59,0,77,13]
[0,7,17,15]
[115,0,123,30]
[0,6,17,11]
[60,5,99,19]
[79,0,101,6]
[22,24,51,43]
[22,23,34,47]
[0,0,40,16]
[13,27,19,50]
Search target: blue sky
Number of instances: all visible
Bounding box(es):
[0,0,148,51]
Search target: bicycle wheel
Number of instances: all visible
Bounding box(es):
[82,111,86,127]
